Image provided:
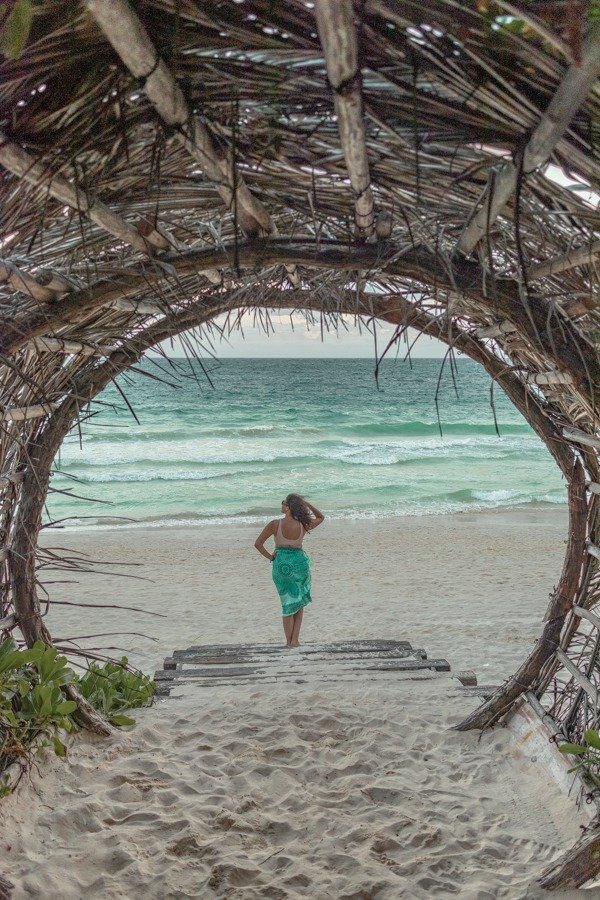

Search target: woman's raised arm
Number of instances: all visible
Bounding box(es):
[305,500,325,529]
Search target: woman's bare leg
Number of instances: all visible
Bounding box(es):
[290,609,303,646]
[282,615,294,646]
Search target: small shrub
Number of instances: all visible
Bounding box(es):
[75,657,154,726]
[0,638,77,761]
[0,639,155,778]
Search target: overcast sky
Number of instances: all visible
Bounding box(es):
[156,311,448,358]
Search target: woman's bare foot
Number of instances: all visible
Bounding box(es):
[290,641,299,647]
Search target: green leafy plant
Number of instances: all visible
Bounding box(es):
[75,657,154,727]
[0,638,77,761]
[0,0,33,60]
[0,640,155,782]
[558,729,600,790]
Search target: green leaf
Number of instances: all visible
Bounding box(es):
[39,684,52,718]
[53,735,67,757]
[0,637,17,663]
[19,643,45,665]
[495,17,526,34]
[584,730,600,750]
[110,714,135,727]
[0,648,26,676]
[1,0,33,60]
[558,743,587,755]
[55,700,77,715]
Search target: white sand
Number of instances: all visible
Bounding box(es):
[2,507,591,898]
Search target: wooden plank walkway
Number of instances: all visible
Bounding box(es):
[154,639,451,696]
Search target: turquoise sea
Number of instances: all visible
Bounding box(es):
[48,358,566,530]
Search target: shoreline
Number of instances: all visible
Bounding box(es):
[44,498,567,534]
[40,505,568,681]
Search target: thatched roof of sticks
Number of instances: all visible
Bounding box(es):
[3,0,600,884]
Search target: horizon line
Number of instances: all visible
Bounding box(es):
[153,356,469,361]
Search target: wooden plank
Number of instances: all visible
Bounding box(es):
[505,694,597,820]
[172,639,413,659]
[157,639,450,697]
[529,237,600,281]
[167,654,430,673]
[455,670,478,686]
[85,0,271,238]
[314,0,375,238]
[156,657,450,681]
[154,670,448,692]
[526,371,574,386]
[0,129,150,256]
[455,21,600,256]
[556,648,598,706]
[525,691,569,739]
[173,639,415,654]
[573,604,600,631]
[172,643,418,657]
[159,659,440,679]
[562,426,600,450]
[365,658,450,672]
[476,321,517,339]
[4,402,60,422]
[167,647,426,667]
[30,337,112,356]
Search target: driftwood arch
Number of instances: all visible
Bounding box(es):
[2,0,600,886]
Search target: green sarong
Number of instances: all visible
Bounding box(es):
[272,547,312,616]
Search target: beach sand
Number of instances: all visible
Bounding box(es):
[2,507,591,898]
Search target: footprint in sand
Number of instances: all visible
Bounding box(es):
[207,862,262,890]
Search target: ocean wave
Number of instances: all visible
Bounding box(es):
[316,435,540,466]
[57,433,542,470]
[58,445,314,467]
[48,360,565,529]
[334,421,530,438]
[68,420,529,443]
[49,491,567,532]
[52,468,241,484]
[459,487,566,505]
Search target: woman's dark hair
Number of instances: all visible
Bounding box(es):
[284,493,312,530]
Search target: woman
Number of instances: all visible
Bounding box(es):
[254,494,325,647]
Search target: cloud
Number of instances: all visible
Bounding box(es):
[153,309,449,358]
